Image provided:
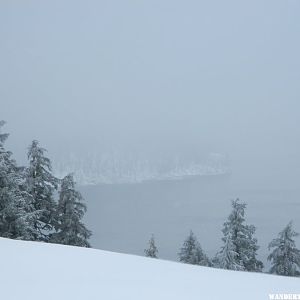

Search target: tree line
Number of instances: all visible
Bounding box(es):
[0,121,91,247]
[145,199,300,277]
[1,120,299,277]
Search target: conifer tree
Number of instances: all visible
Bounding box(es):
[215,199,263,272]
[50,174,91,247]
[26,140,58,241]
[178,230,211,266]
[268,222,300,276]
[144,234,158,258]
[214,234,244,270]
[0,121,37,240]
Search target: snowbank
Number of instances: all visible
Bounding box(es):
[2,238,299,300]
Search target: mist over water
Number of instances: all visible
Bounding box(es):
[0,1,300,188]
[1,0,300,192]
[1,0,300,265]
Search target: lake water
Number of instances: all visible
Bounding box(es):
[80,175,300,269]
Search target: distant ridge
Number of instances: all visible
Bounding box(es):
[53,152,230,185]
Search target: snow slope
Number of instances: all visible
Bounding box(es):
[2,238,299,300]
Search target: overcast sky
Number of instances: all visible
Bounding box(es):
[1,0,300,188]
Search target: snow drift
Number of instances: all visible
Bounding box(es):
[1,238,299,300]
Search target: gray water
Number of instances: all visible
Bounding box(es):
[80,175,300,268]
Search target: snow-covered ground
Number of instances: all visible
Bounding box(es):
[2,237,299,300]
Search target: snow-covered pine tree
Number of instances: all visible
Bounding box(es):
[215,199,263,272]
[50,173,91,247]
[0,121,37,240]
[268,221,300,277]
[26,140,58,241]
[144,234,158,258]
[214,233,244,270]
[178,230,211,266]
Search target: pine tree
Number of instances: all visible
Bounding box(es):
[50,174,91,247]
[214,234,244,270]
[215,199,263,272]
[268,222,300,277]
[144,234,158,258]
[26,140,58,241]
[178,230,211,266]
[0,121,37,240]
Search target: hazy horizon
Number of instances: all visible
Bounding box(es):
[1,0,300,190]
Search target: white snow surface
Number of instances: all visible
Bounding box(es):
[2,238,299,300]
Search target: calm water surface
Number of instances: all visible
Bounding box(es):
[80,175,300,268]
